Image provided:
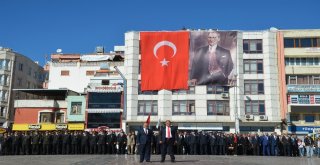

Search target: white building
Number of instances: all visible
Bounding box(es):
[124,30,282,133]
[47,46,125,93]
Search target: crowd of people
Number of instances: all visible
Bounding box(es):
[1,130,320,158]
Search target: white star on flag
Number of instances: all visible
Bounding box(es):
[160,58,169,66]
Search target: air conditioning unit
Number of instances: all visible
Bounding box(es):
[245,114,254,120]
[259,115,268,121]
[221,93,229,98]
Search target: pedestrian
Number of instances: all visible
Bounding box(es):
[304,135,314,158]
[137,122,153,163]
[297,139,305,157]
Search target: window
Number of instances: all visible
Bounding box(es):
[138,80,158,95]
[28,67,32,76]
[297,76,309,84]
[87,113,120,128]
[34,72,37,78]
[138,100,158,115]
[284,38,294,48]
[101,80,109,85]
[244,80,264,94]
[243,39,263,53]
[39,112,53,123]
[313,76,320,84]
[17,78,22,86]
[284,38,320,48]
[61,70,69,76]
[207,85,229,94]
[245,100,265,115]
[71,102,82,115]
[27,81,31,88]
[243,60,263,74]
[0,75,8,86]
[172,86,195,94]
[86,71,95,76]
[290,114,299,122]
[0,107,4,117]
[55,112,65,123]
[207,100,229,116]
[0,59,10,70]
[18,63,23,71]
[305,115,315,123]
[88,93,121,109]
[172,100,195,115]
[0,90,7,101]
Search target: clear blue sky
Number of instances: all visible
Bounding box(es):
[1,0,319,65]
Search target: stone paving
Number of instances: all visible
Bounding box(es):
[0,155,320,165]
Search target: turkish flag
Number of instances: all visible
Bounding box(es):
[140,32,189,91]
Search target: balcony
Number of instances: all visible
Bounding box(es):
[285,48,320,56]
[14,100,67,108]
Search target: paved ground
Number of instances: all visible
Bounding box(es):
[0,155,320,165]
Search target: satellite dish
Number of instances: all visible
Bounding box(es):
[56,49,62,53]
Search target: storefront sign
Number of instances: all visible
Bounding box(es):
[68,123,84,130]
[288,126,320,133]
[56,124,68,129]
[28,124,41,130]
[288,95,320,104]
[287,85,320,93]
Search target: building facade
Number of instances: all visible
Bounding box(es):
[124,30,282,133]
[0,47,44,127]
[278,29,320,135]
[13,89,85,131]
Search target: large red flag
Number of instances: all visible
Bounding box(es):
[140,31,189,91]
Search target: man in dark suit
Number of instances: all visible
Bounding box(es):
[159,120,177,163]
[190,31,234,85]
[137,122,153,163]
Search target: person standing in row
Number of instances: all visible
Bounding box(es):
[137,122,153,163]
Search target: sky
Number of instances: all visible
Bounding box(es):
[1,0,320,66]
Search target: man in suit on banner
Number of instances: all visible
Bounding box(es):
[137,122,153,163]
[190,31,234,85]
[160,120,177,163]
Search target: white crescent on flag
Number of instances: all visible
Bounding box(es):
[153,41,177,59]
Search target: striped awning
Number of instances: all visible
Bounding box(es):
[87,109,122,113]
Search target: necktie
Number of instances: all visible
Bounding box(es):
[167,126,171,138]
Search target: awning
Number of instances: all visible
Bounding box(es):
[87,109,122,113]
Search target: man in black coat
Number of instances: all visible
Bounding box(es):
[12,131,22,155]
[62,131,71,154]
[42,131,51,155]
[21,131,31,155]
[89,131,98,154]
[137,122,153,163]
[209,132,216,155]
[52,131,62,154]
[159,120,177,163]
[176,132,184,155]
[199,131,208,155]
[71,131,78,154]
[81,131,89,154]
[31,131,40,155]
[97,131,106,154]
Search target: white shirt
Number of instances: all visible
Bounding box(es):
[165,126,172,138]
[144,128,148,134]
[209,45,217,53]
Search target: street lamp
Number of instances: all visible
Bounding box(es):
[114,66,127,120]
[232,74,240,134]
